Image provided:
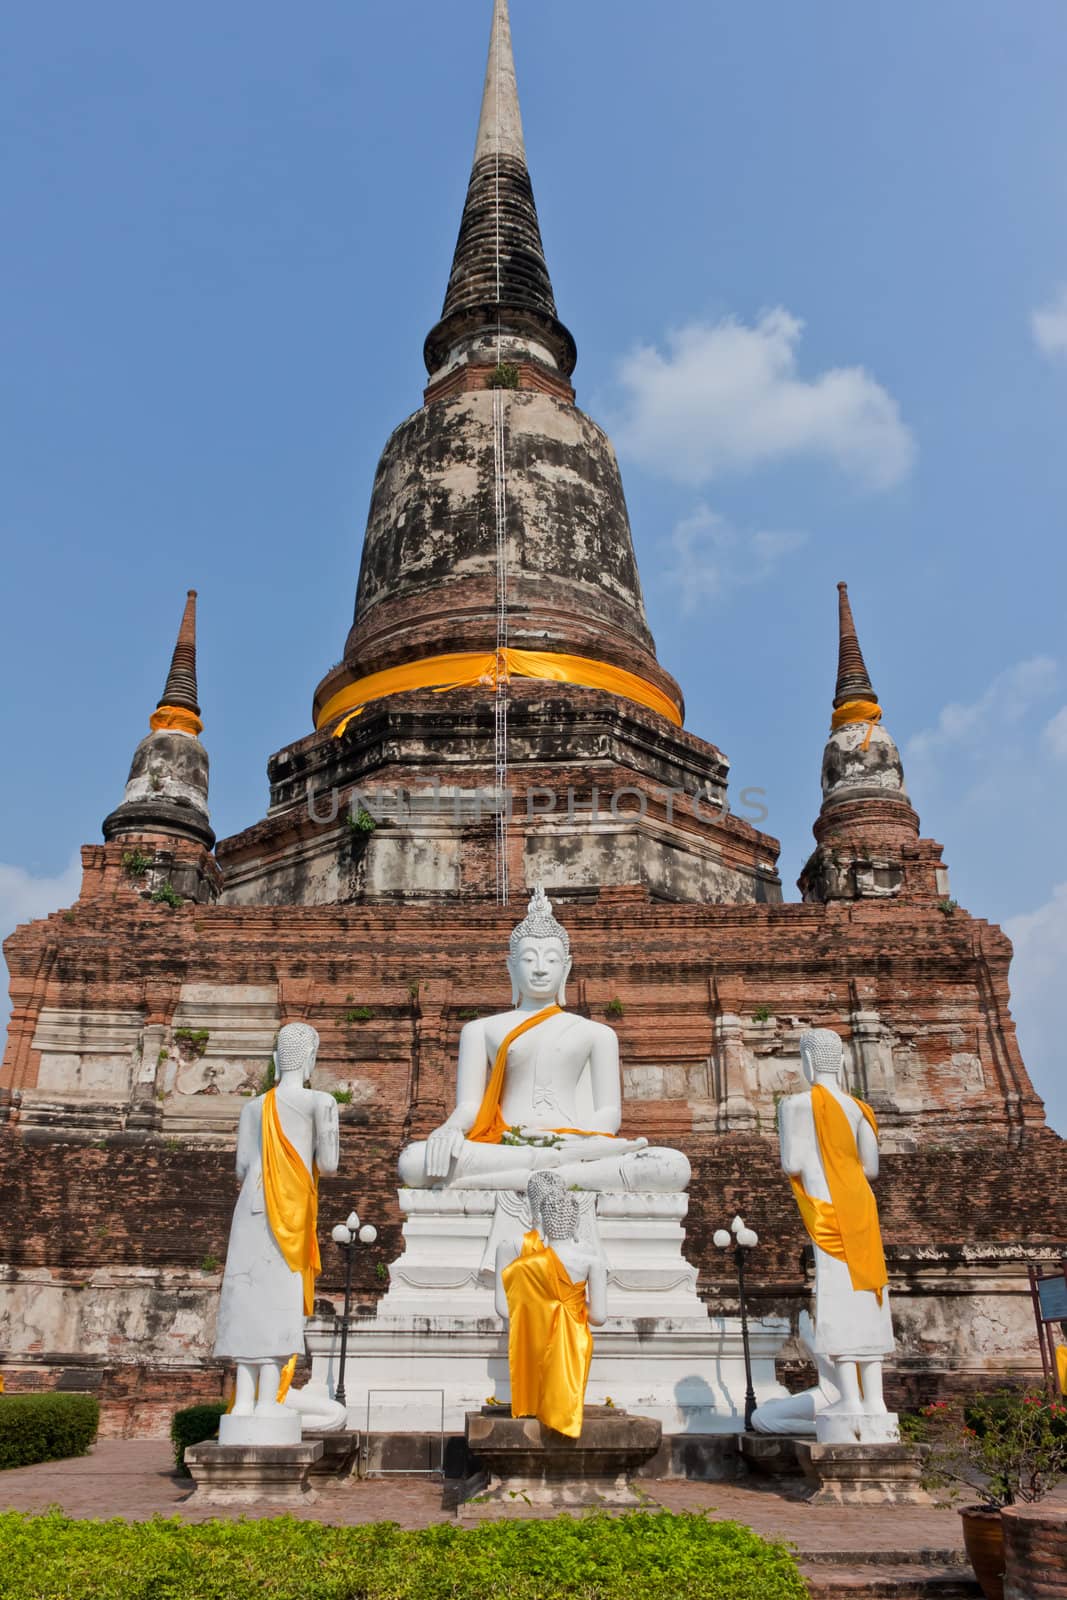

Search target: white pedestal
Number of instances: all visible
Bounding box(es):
[308,1188,791,1434]
[815,1411,900,1446]
[219,1411,303,1448]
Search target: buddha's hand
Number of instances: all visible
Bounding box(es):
[425,1123,466,1179]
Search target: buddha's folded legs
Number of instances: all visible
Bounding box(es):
[555,1145,691,1193]
[398,1135,690,1191]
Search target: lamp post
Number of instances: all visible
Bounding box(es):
[714,1214,759,1431]
[330,1211,378,1408]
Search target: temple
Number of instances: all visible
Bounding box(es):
[1,0,1062,1437]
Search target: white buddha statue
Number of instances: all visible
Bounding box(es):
[494,1172,607,1438]
[214,1022,340,1430]
[397,887,690,1194]
[778,1028,896,1435]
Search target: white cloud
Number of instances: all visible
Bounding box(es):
[663,503,806,614]
[1031,285,1067,359]
[0,854,82,1052]
[613,308,916,490]
[1005,882,1067,1136]
[1042,705,1067,760]
[906,657,1058,763]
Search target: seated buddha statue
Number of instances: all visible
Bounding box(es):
[397,887,690,1193]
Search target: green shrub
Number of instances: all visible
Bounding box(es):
[169,1402,227,1473]
[487,361,520,389]
[0,1394,99,1471]
[173,1028,210,1058]
[0,1509,807,1599]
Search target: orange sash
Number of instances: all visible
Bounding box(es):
[503,1230,593,1438]
[262,1089,321,1315]
[467,1006,563,1144]
[789,1085,888,1305]
[466,1007,621,1145]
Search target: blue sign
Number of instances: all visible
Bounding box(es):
[1037,1276,1067,1322]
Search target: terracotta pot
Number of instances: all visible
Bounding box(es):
[960,1507,1005,1600]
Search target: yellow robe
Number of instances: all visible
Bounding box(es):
[503,1230,593,1439]
[788,1083,888,1304]
[262,1087,321,1315]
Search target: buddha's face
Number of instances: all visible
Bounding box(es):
[508,937,571,1005]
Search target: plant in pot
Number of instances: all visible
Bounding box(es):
[904,1390,1067,1600]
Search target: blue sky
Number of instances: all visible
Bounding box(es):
[2,1,1065,1131]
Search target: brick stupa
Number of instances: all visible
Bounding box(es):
[1,0,1063,1436]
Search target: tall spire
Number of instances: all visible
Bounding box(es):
[834,581,877,709]
[799,580,931,905]
[474,0,526,166]
[102,586,213,850]
[155,589,200,720]
[424,0,576,379]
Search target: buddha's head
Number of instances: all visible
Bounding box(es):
[540,1186,580,1245]
[799,1028,844,1087]
[507,885,572,1007]
[275,1022,320,1084]
[527,1169,566,1232]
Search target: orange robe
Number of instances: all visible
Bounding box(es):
[502,1230,593,1438]
[788,1084,888,1303]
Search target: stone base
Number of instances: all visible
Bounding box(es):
[815,1410,900,1446]
[638,1433,743,1482]
[380,1188,711,1322]
[796,1439,931,1506]
[183,1440,323,1505]
[460,1408,662,1513]
[307,1187,792,1435]
[219,1410,302,1448]
[307,1311,790,1434]
[738,1431,803,1477]
[304,1429,361,1479]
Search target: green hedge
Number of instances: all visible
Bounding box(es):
[170,1402,227,1472]
[0,1510,808,1599]
[0,1395,99,1471]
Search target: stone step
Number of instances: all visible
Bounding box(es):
[802,1563,981,1598]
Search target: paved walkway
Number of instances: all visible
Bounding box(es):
[0,1439,970,1557]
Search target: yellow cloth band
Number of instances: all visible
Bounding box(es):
[831,698,882,751]
[276,1354,298,1404]
[1058,1344,1067,1397]
[150,705,204,736]
[466,1007,621,1146]
[789,1084,888,1305]
[318,649,683,738]
[468,1006,563,1145]
[262,1088,322,1316]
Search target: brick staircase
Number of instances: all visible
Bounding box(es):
[802,1550,981,1597]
